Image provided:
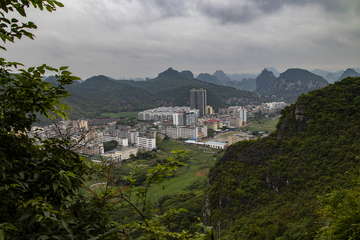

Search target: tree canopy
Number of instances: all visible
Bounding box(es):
[0,1,212,239]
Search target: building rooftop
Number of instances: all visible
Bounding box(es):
[205,141,228,146]
[204,119,222,123]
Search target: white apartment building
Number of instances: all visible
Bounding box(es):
[138,107,199,123]
[233,108,247,124]
[119,138,128,147]
[135,136,156,150]
[262,102,287,110]
[165,126,208,139]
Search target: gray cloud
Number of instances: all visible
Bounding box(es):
[2,0,359,80]
[196,0,358,24]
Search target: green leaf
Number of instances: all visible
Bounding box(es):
[53,183,58,193]
[59,66,68,71]
[16,7,26,17]
[54,1,65,7]
[19,209,33,221]
[0,229,4,240]
[61,70,71,76]
[39,235,50,240]
[44,210,50,218]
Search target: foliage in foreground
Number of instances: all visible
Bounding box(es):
[0,1,213,239]
[316,169,360,239]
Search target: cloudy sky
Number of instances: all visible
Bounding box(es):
[3,0,360,80]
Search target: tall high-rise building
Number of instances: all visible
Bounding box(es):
[190,88,207,117]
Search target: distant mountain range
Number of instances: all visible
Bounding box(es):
[255,68,330,103]
[50,68,265,119]
[113,67,359,91]
[45,66,359,119]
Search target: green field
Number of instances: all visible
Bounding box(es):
[220,131,242,138]
[100,111,139,119]
[244,118,279,133]
[121,140,223,202]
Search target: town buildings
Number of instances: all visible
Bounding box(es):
[203,119,223,130]
[227,133,254,145]
[262,102,287,110]
[138,106,199,125]
[29,100,288,156]
[232,107,247,125]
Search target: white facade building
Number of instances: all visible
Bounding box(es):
[165,126,208,139]
[119,138,128,147]
[205,141,228,149]
[233,108,247,124]
[262,102,287,110]
[135,136,156,150]
[138,107,199,123]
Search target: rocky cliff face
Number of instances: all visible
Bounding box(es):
[255,68,277,93]
[272,68,328,92]
[273,78,328,91]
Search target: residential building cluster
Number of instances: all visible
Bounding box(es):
[28,85,289,159]
[262,102,287,110]
[138,106,199,126]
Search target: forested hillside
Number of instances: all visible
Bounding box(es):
[53,68,265,119]
[205,77,360,239]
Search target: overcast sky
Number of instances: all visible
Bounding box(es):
[3,0,360,80]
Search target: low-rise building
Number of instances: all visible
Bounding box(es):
[203,119,223,130]
[228,133,253,145]
[205,141,228,149]
[76,143,104,156]
[228,118,243,127]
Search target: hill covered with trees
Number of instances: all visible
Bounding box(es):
[55,68,266,119]
[205,77,360,239]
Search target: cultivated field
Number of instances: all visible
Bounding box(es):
[243,118,279,133]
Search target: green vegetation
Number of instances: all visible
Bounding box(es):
[100,111,139,119]
[316,170,360,239]
[62,68,267,119]
[220,131,242,138]
[103,140,118,152]
[116,116,138,126]
[206,77,360,239]
[111,140,223,234]
[148,140,221,200]
[1,2,215,239]
[208,128,216,137]
[244,117,279,133]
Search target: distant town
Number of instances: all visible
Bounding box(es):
[28,88,287,164]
